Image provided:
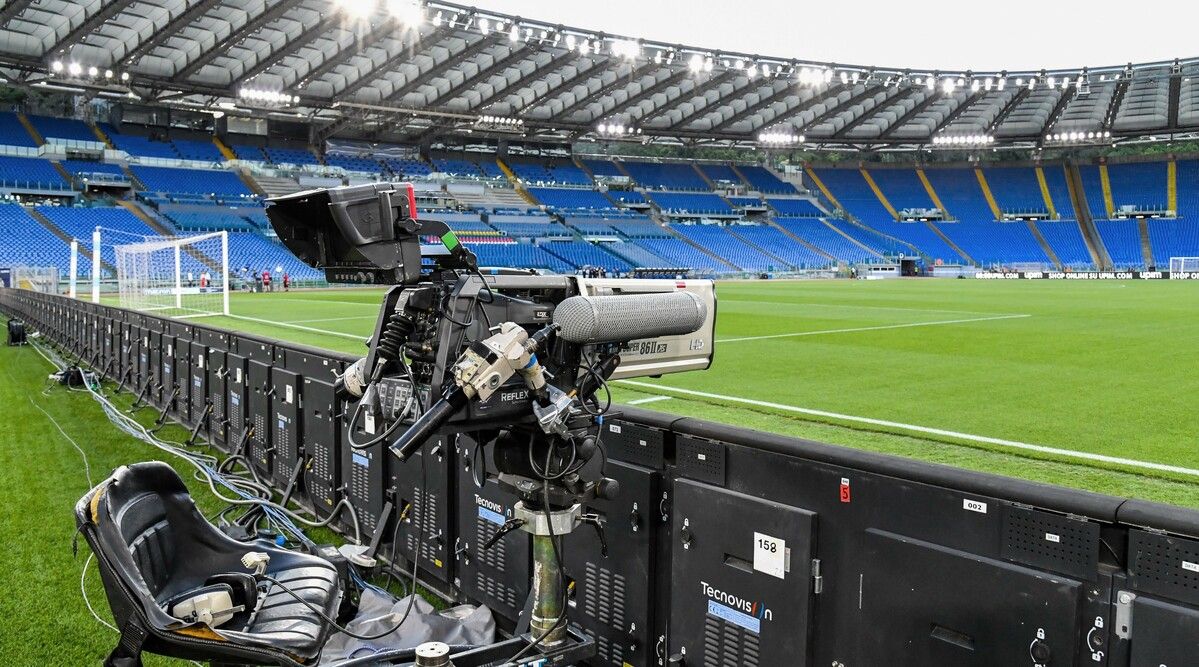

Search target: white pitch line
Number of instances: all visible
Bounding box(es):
[286,315,377,324]
[718,314,1031,343]
[617,380,1199,478]
[719,298,1014,317]
[226,314,365,340]
[255,297,381,308]
[628,395,673,406]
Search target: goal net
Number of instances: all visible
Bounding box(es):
[115,231,229,318]
[1170,257,1199,273]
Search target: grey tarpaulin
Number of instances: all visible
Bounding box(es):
[320,589,496,664]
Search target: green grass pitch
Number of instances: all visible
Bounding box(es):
[3,277,1198,663]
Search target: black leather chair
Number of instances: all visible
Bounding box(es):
[76,462,342,666]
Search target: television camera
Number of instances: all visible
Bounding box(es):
[267,182,715,665]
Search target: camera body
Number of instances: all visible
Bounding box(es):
[267,182,715,502]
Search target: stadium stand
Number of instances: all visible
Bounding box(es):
[0,155,70,189]
[646,192,734,216]
[61,160,127,179]
[739,165,797,194]
[868,169,937,211]
[700,164,742,185]
[621,161,708,191]
[1095,220,1145,267]
[1108,162,1168,211]
[1036,221,1094,267]
[36,206,158,266]
[527,188,616,211]
[472,243,572,273]
[0,112,38,147]
[776,219,875,263]
[230,144,267,161]
[581,159,627,178]
[27,114,97,143]
[384,158,433,178]
[984,167,1049,215]
[507,160,593,186]
[541,241,632,272]
[1041,166,1078,219]
[935,222,1050,265]
[131,165,254,197]
[324,153,384,173]
[768,199,822,217]
[105,129,179,159]
[228,233,323,281]
[0,203,80,273]
[605,241,671,268]
[1077,165,1111,221]
[672,224,785,270]
[924,168,993,222]
[1147,220,1199,266]
[608,190,646,206]
[264,147,321,166]
[735,223,839,267]
[171,138,225,162]
[488,214,571,238]
[637,238,729,272]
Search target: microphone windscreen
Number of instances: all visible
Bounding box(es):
[553,291,707,344]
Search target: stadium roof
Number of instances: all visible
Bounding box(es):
[0,0,1196,149]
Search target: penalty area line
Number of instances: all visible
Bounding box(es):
[225,314,366,340]
[718,314,1032,343]
[616,379,1199,479]
[627,395,673,406]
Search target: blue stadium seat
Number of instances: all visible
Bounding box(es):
[108,132,179,159]
[507,160,592,186]
[1108,162,1168,211]
[324,154,383,173]
[1036,221,1093,268]
[733,223,837,267]
[527,188,617,211]
[1147,220,1199,266]
[228,233,324,282]
[264,147,321,166]
[647,192,733,216]
[738,165,796,194]
[541,241,632,272]
[131,165,253,197]
[867,169,935,211]
[581,160,626,178]
[768,199,822,217]
[0,112,38,147]
[0,203,80,274]
[934,222,1050,265]
[230,144,266,161]
[383,158,433,178]
[924,168,994,222]
[470,243,572,273]
[0,156,70,189]
[637,238,729,272]
[172,138,225,162]
[27,114,97,143]
[699,164,741,184]
[984,166,1050,215]
[1095,220,1145,268]
[775,219,875,263]
[621,161,708,191]
[672,224,787,270]
[36,206,159,268]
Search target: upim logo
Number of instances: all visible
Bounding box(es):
[700,581,772,621]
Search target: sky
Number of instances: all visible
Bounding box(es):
[466,0,1196,72]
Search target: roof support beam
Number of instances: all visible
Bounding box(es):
[829,87,915,140]
[237,12,345,84]
[48,0,142,60]
[644,69,740,128]
[877,89,940,140]
[760,82,853,133]
[382,33,499,103]
[708,80,803,134]
[1037,87,1078,138]
[123,0,222,66]
[619,68,704,122]
[545,60,656,123]
[986,88,1031,134]
[794,85,881,134]
[330,23,457,102]
[174,0,292,79]
[1102,78,1131,131]
[425,43,536,109]
[296,18,401,88]
[515,56,604,115]
[928,90,987,136]
[1167,73,1182,129]
[470,48,576,111]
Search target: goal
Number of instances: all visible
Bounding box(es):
[114,232,229,318]
[1170,257,1199,273]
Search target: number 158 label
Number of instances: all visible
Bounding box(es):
[753,532,787,579]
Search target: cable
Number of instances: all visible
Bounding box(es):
[28,395,93,488]
[80,554,117,633]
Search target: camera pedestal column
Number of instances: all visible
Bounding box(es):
[514,501,584,646]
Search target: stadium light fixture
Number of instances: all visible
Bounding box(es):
[941,78,955,94]
[925,77,935,91]
[997,77,1006,90]
[432,10,442,26]
[388,0,423,25]
[104,69,113,79]
[704,57,714,72]
[971,79,981,92]
[50,60,63,73]
[565,34,577,50]
[757,131,801,146]
[509,24,520,42]
[121,72,130,81]
[478,17,490,33]
[68,62,82,76]
[688,54,703,73]
[612,39,640,59]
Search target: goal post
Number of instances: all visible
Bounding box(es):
[1169,257,1199,274]
[114,231,230,318]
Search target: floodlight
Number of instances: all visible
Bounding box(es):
[51,60,63,73]
[68,62,82,76]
